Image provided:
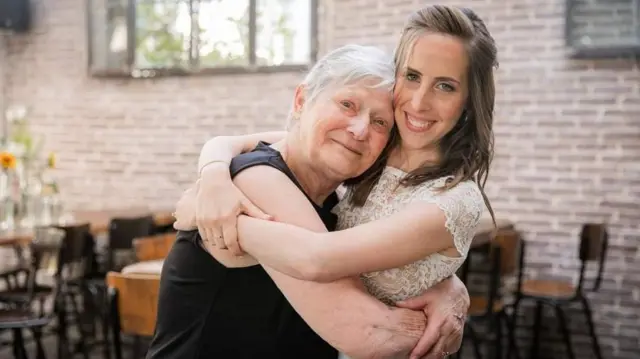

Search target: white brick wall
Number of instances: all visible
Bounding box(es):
[2,0,639,357]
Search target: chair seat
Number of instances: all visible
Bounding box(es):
[521,279,575,299]
[0,308,52,329]
[121,260,164,275]
[0,285,54,304]
[468,296,504,316]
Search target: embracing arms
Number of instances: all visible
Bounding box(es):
[231,165,425,358]
[173,132,472,357]
[236,182,481,282]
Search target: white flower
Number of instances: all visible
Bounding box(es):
[7,142,26,157]
[6,105,27,123]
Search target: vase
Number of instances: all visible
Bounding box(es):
[0,171,16,230]
[15,159,43,228]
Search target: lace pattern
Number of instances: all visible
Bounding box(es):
[333,167,484,304]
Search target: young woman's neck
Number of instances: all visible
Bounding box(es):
[387,143,441,173]
[272,139,340,205]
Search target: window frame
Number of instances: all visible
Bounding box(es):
[565,0,640,58]
[86,0,319,78]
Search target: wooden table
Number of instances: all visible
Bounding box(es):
[0,208,174,247]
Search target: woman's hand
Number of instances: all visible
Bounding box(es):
[395,275,469,359]
[173,181,200,231]
[195,163,273,256]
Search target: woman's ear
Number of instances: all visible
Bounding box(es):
[293,84,306,113]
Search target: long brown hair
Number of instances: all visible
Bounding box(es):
[345,5,498,226]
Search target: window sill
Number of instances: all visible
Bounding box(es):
[89,64,313,79]
[567,44,640,59]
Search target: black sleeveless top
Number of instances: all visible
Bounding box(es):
[147,142,339,359]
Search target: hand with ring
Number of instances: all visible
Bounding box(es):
[195,162,273,255]
[395,275,469,359]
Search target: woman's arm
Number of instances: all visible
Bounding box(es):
[194,131,286,247]
[232,165,426,358]
[198,131,286,175]
[237,182,482,282]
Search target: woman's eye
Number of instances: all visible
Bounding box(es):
[373,119,387,126]
[406,72,420,82]
[341,101,353,109]
[437,83,455,92]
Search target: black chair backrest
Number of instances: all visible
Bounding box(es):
[52,223,92,278]
[108,215,155,250]
[481,242,503,316]
[106,215,155,271]
[578,223,608,292]
[26,227,65,302]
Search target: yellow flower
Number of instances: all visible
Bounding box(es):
[0,151,16,170]
[47,152,56,169]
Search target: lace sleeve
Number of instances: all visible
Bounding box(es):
[424,180,484,256]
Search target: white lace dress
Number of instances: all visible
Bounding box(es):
[334,167,484,359]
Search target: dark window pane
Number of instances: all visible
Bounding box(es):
[88,0,130,73]
[568,0,640,48]
[256,0,312,66]
[197,0,250,67]
[134,0,192,69]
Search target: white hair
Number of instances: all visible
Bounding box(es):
[286,44,395,129]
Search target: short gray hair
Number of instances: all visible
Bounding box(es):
[286,44,395,129]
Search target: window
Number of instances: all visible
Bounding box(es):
[566,0,640,58]
[86,0,318,77]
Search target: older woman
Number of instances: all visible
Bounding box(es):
[175,5,499,359]
[149,44,437,359]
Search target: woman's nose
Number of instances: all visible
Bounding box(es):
[347,115,369,140]
[411,86,433,112]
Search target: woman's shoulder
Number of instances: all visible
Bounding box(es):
[229,141,282,178]
[407,176,484,226]
[412,176,482,200]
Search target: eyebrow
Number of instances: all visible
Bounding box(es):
[371,108,393,121]
[406,66,461,84]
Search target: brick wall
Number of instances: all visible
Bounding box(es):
[2,0,639,358]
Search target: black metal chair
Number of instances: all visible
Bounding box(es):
[457,229,522,359]
[84,215,155,359]
[0,227,66,359]
[52,223,93,359]
[507,223,607,359]
[0,307,53,359]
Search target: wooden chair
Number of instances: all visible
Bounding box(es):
[106,271,161,359]
[132,232,177,262]
[508,223,607,359]
[457,228,522,359]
